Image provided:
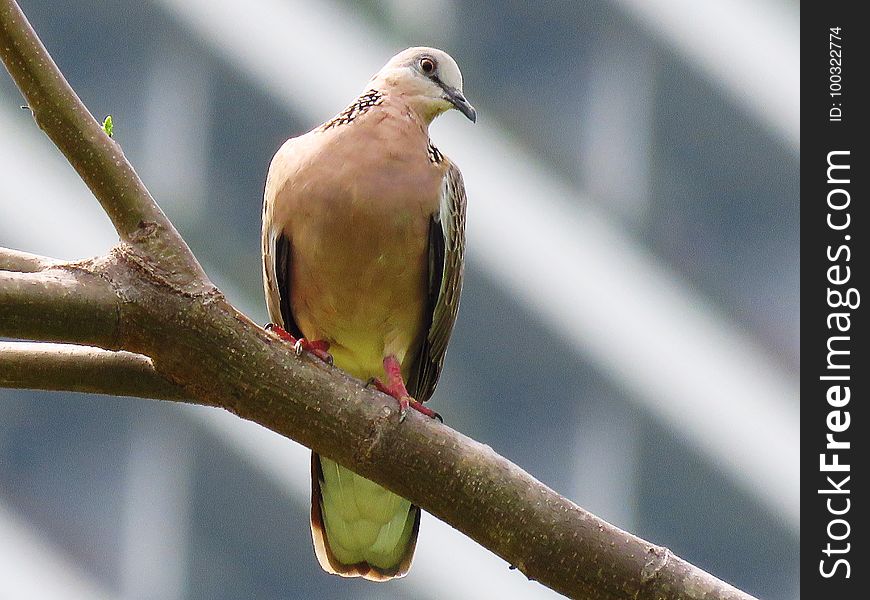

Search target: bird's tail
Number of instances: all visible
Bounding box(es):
[310,452,420,581]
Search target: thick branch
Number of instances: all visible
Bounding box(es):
[0,265,121,348]
[0,341,187,400]
[17,247,754,600]
[0,0,209,293]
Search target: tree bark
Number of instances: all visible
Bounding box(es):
[0,1,759,598]
[0,247,61,272]
[0,266,121,347]
[0,341,187,400]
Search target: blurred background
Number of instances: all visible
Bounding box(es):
[0,0,798,599]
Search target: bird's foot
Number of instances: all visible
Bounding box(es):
[367,356,442,422]
[264,323,333,364]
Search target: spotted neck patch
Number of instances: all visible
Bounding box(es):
[320,89,384,131]
[427,140,444,164]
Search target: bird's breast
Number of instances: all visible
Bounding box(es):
[283,132,442,380]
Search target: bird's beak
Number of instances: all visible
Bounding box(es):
[444,88,477,123]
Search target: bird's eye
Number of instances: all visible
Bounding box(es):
[420,57,436,75]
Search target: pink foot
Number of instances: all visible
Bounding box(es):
[369,355,442,422]
[265,323,333,364]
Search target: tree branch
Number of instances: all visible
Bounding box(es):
[0,246,61,272]
[0,0,209,293]
[0,263,121,348]
[0,2,759,598]
[0,341,188,400]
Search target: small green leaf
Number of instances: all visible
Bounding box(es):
[102,115,114,138]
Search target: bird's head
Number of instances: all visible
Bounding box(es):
[372,47,476,125]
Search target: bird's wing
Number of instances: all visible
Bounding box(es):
[262,152,303,338]
[408,160,467,402]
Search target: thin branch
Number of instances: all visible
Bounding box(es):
[0,246,61,272]
[0,0,209,293]
[0,341,188,401]
[0,264,121,348]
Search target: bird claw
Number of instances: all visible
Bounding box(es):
[265,322,292,341]
[295,339,333,364]
[370,357,442,422]
[265,323,333,365]
[398,395,410,423]
[407,398,442,422]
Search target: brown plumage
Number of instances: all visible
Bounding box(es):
[261,46,474,580]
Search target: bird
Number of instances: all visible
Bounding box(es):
[261,47,475,581]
